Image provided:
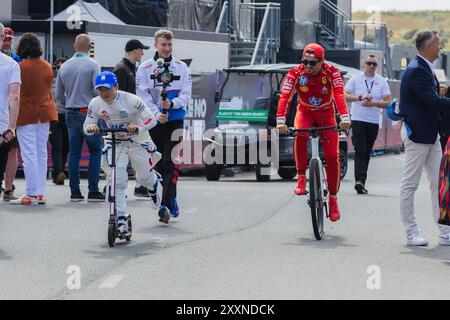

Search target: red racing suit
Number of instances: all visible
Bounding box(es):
[276,63,349,195]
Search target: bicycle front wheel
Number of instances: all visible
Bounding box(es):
[309,158,324,240]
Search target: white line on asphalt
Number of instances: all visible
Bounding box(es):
[100,275,124,289]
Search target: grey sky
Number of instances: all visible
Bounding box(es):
[352,0,450,12]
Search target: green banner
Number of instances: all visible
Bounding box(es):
[216,109,269,122]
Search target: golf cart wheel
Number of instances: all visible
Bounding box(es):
[256,164,271,182]
[278,168,297,180]
[205,164,222,181]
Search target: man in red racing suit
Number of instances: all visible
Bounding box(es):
[276,43,351,222]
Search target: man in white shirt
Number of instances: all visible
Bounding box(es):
[345,54,392,194]
[0,23,21,199]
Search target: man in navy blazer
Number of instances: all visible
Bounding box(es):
[399,30,450,246]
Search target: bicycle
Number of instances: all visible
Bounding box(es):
[101,127,133,247]
[287,125,341,240]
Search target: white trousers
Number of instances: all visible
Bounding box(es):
[400,137,450,236]
[16,123,50,196]
[102,141,159,215]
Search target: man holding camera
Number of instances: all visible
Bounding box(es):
[136,29,192,221]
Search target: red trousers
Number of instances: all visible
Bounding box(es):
[294,107,340,195]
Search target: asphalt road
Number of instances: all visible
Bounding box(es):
[1,154,450,300]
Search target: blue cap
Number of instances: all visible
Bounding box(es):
[95,71,118,90]
[386,101,402,121]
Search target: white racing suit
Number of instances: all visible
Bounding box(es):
[84,91,161,217]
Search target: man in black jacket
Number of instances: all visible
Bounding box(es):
[113,39,149,94]
[113,39,150,197]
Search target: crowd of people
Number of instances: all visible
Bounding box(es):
[0,24,191,226]
[0,21,449,245]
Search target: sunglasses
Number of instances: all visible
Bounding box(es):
[302,59,320,67]
[366,61,378,67]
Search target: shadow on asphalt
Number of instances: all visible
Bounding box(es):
[83,239,165,260]
[283,236,358,249]
[137,223,194,236]
[0,249,13,261]
[0,205,58,214]
[400,245,450,264]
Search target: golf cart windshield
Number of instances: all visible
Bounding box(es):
[218,72,274,129]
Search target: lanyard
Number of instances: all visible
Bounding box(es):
[364,79,375,94]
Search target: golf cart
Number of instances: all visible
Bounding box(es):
[205,64,348,182]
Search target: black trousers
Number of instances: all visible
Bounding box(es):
[49,113,69,179]
[0,141,12,191]
[150,120,183,210]
[351,120,379,184]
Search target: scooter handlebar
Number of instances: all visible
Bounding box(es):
[99,128,129,134]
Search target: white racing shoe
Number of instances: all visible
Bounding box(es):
[117,216,129,234]
[148,177,162,210]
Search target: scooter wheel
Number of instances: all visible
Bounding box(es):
[108,223,116,247]
[125,215,132,242]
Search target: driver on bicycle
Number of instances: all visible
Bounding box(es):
[276,43,351,222]
[84,71,164,233]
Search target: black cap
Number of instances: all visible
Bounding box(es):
[125,39,150,52]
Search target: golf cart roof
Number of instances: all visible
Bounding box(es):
[224,62,361,79]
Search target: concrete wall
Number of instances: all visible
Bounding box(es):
[0,0,12,25]
[12,0,28,19]
[88,32,229,73]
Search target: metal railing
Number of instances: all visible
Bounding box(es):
[215,1,230,34]
[250,3,281,65]
[319,0,353,48]
[347,21,388,51]
[347,21,393,78]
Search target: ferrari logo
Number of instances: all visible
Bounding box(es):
[322,77,327,85]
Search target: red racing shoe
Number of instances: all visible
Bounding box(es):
[294,175,307,195]
[328,195,341,222]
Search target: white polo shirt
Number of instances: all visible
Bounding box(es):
[345,72,390,124]
[0,53,21,133]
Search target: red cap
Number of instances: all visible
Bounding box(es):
[4,27,14,41]
[303,43,325,60]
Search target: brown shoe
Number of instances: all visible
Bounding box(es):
[3,190,18,202]
[55,172,66,185]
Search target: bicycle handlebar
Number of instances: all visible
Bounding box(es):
[286,126,341,135]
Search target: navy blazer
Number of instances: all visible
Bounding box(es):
[399,55,450,144]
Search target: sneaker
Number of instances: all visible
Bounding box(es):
[328,195,341,222]
[55,172,66,185]
[70,191,85,202]
[134,185,149,198]
[148,181,161,210]
[158,205,170,224]
[355,181,368,195]
[10,195,38,206]
[406,231,428,246]
[3,190,18,201]
[438,233,450,246]
[294,175,307,195]
[117,216,128,234]
[87,191,106,202]
[36,195,46,205]
[170,197,179,218]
